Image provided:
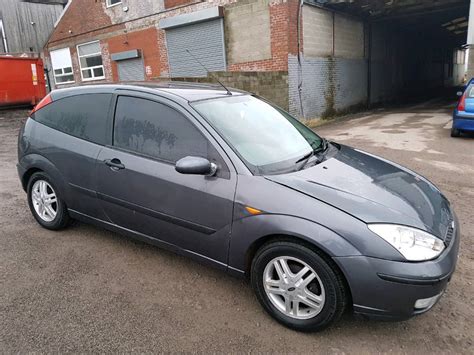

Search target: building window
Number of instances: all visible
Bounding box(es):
[50,48,75,84]
[106,0,121,7]
[77,41,105,81]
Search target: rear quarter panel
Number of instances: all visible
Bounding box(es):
[19,118,105,218]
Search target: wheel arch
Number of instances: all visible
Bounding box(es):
[244,233,354,312]
[19,154,70,202]
[229,214,360,303]
[21,167,43,191]
[230,214,360,268]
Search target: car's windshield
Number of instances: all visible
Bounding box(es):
[192,95,323,174]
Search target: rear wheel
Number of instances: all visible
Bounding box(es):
[27,172,70,230]
[251,240,347,332]
[451,127,461,137]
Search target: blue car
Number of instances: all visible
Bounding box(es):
[452,78,474,137]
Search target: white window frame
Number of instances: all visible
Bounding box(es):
[53,67,75,85]
[106,0,122,8]
[50,48,75,85]
[0,19,8,52]
[77,40,105,82]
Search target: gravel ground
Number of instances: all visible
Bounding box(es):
[0,103,473,353]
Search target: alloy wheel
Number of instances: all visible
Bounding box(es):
[263,256,326,319]
[31,180,58,222]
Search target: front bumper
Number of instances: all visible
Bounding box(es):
[334,216,460,321]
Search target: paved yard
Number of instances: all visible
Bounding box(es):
[0,103,473,353]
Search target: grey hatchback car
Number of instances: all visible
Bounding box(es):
[18,83,459,331]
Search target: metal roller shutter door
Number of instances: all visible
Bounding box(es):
[166,19,226,78]
[117,58,145,81]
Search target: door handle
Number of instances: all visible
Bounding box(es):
[104,158,125,170]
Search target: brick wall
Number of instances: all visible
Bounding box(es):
[164,0,196,9]
[172,71,289,110]
[69,45,81,84]
[104,0,164,25]
[49,0,124,45]
[106,27,161,80]
[100,41,113,82]
[156,27,170,78]
[46,0,299,110]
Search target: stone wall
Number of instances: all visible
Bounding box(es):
[302,5,333,58]
[334,15,364,59]
[225,0,272,64]
[171,71,289,110]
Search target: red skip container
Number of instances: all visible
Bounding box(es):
[0,55,46,108]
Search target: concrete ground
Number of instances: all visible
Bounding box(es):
[0,103,473,353]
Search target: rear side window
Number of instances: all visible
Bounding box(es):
[32,93,112,145]
[114,96,215,163]
[467,85,474,98]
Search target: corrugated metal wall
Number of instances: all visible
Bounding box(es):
[0,0,63,54]
[165,19,226,77]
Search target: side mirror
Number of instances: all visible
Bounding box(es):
[457,91,463,97]
[175,156,217,176]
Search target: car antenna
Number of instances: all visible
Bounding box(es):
[185,49,232,96]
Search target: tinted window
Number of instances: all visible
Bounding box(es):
[33,93,112,145]
[114,96,217,164]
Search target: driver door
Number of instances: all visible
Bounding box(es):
[95,92,237,265]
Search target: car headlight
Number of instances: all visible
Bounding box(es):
[368,224,445,261]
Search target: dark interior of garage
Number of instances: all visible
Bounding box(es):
[321,0,470,104]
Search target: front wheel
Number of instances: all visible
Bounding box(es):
[27,172,70,230]
[251,241,348,332]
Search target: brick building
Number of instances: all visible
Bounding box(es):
[45,0,470,119]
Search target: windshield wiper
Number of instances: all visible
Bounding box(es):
[295,138,329,171]
[295,150,314,165]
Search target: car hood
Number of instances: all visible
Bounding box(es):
[265,144,452,239]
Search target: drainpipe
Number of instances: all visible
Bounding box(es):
[297,0,305,118]
[367,22,372,108]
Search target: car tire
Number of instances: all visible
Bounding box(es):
[251,240,348,332]
[451,127,461,137]
[27,172,70,230]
